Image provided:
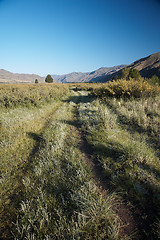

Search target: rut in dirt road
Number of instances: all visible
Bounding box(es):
[72,91,148,240]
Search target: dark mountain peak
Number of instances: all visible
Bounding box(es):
[129,52,160,78]
[129,52,160,68]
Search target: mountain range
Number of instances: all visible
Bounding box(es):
[51,65,126,83]
[0,52,159,83]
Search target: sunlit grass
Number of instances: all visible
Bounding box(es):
[0,83,70,108]
[1,82,160,239]
[13,97,120,240]
[78,94,160,239]
[0,83,70,239]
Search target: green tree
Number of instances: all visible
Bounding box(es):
[129,69,141,79]
[45,74,53,83]
[147,75,160,86]
[113,75,119,81]
[120,67,130,79]
[35,79,38,84]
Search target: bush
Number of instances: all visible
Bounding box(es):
[93,79,160,99]
[0,84,70,108]
[146,75,160,86]
[114,67,141,80]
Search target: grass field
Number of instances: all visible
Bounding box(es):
[0,82,160,239]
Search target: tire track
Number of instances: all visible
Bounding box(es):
[0,102,63,240]
[73,91,144,240]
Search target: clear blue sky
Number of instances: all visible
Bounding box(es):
[0,0,160,76]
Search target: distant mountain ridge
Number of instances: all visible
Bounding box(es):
[97,52,160,82]
[0,52,159,83]
[51,52,160,83]
[128,52,160,78]
[0,69,44,83]
[51,65,126,83]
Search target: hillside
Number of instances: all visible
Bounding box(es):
[129,52,160,78]
[101,52,160,81]
[0,66,125,84]
[0,69,44,83]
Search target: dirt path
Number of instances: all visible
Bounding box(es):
[72,91,145,239]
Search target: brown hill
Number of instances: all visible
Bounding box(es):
[129,52,160,78]
[0,69,44,83]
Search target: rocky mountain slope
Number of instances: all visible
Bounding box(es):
[129,52,160,78]
[100,52,160,82]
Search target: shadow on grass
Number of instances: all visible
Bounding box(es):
[138,162,160,180]
[27,132,46,158]
[0,107,58,240]
[64,94,94,104]
[44,156,84,220]
[83,135,160,239]
[61,98,160,239]
[106,101,160,158]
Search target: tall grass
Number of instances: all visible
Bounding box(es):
[78,93,160,239]
[0,83,70,239]
[13,98,120,240]
[1,82,160,239]
[0,83,69,108]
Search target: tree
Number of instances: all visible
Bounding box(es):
[120,67,130,79]
[129,69,141,79]
[147,75,160,86]
[45,74,53,83]
[35,79,38,84]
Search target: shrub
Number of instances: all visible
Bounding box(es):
[93,79,160,99]
[114,67,141,81]
[129,69,141,79]
[146,75,160,86]
[0,84,70,108]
